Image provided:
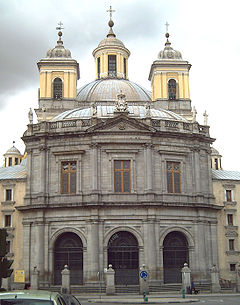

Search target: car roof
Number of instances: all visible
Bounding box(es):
[0,290,60,300]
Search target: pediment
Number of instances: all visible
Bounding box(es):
[86,114,155,133]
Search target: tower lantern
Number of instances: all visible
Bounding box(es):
[148,27,192,120]
[36,23,80,122]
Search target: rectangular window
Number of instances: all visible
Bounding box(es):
[226,190,232,202]
[227,214,233,226]
[114,160,131,193]
[97,57,100,79]
[4,215,11,227]
[15,157,19,165]
[214,158,218,170]
[8,157,12,166]
[229,239,235,251]
[167,161,181,193]
[124,58,126,78]
[108,55,116,77]
[61,161,77,194]
[6,189,12,201]
[230,263,236,271]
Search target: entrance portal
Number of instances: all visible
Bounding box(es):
[54,232,83,285]
[163,231,189,283]
[108,231,139,285]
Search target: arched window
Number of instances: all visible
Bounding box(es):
[163,231,189,283]
[54,232,83,285]
[168,79,177,100]
[53,77,63,99]
[108,231,139,285]
[97,57,101,79]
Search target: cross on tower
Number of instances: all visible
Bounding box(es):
[107,6,115,20]
[165,21,170,33]
[56,21,64,31]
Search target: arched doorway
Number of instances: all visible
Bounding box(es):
[108,231,139,285]
[54,232,83,285]
[163,231,189,283]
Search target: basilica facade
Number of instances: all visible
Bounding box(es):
[17,16,222,288]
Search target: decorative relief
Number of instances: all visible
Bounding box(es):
[165,121,179,128]
[81,119,91,127]
[183,123,190,130]
[225,231,238,237]
[62,120,77,128]
[118,122,126,130]
[151,120,161,127]
[114,91,129,113]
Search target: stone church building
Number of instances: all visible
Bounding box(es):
[18,15,221,288]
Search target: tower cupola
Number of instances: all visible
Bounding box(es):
[92,6,130,80]
[4,143,23,167]
[36,23,80,122]
[148,25,193,120]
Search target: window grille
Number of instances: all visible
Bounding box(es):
[97,57,100,78]
[167,162,181,193]
[61,161,77,194]
[114,160,131,192]
[108,55,117,77]
[53,77,63,99]
[168,79,177,100]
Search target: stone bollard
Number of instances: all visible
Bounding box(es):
[139,264,149,296]
[31,266,40,289]
[210,265,221,293]
[181,263,191,294]
[106,264,115,295]
[61,265,70,294]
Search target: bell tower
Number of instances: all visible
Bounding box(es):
[36,23,80,122]
[148,25,193,120]
[92,6,130,80]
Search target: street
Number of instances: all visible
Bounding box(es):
[78,295,240,305]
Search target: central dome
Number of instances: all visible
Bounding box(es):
[51,105,188,122]
[77,79,151,102]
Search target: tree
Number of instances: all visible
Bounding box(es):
[0,229,14,288]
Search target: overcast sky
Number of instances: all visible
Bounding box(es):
[0,0,240,170]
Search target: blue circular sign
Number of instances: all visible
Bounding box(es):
[140,270,148,279]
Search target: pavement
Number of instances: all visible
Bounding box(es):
[77,292,240,304]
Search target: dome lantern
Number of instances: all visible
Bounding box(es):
[3,142,23,167]
[92,6,130,80]
[36,22,80,122]
[148,23,193,121]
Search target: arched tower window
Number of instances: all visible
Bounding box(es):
[108,55,116,77]
[168,79,177,100]
[53,77,63,99]
[97,57,101,79]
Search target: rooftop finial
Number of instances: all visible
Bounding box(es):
[165,21,170,45]
[107,6,115,20]
[165,21,170,33]
[56,21,64,43]
[106,6,116,37]
[56,21,64,31]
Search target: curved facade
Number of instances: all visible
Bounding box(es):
[19,15,221,291]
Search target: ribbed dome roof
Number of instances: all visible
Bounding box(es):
[51,105,188,122]
[77,79,151,102]
[4,145,21,156]
[92,19,130,57]
[46,31,71,59]
[158,33,182,60]
[211,147,221,156]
